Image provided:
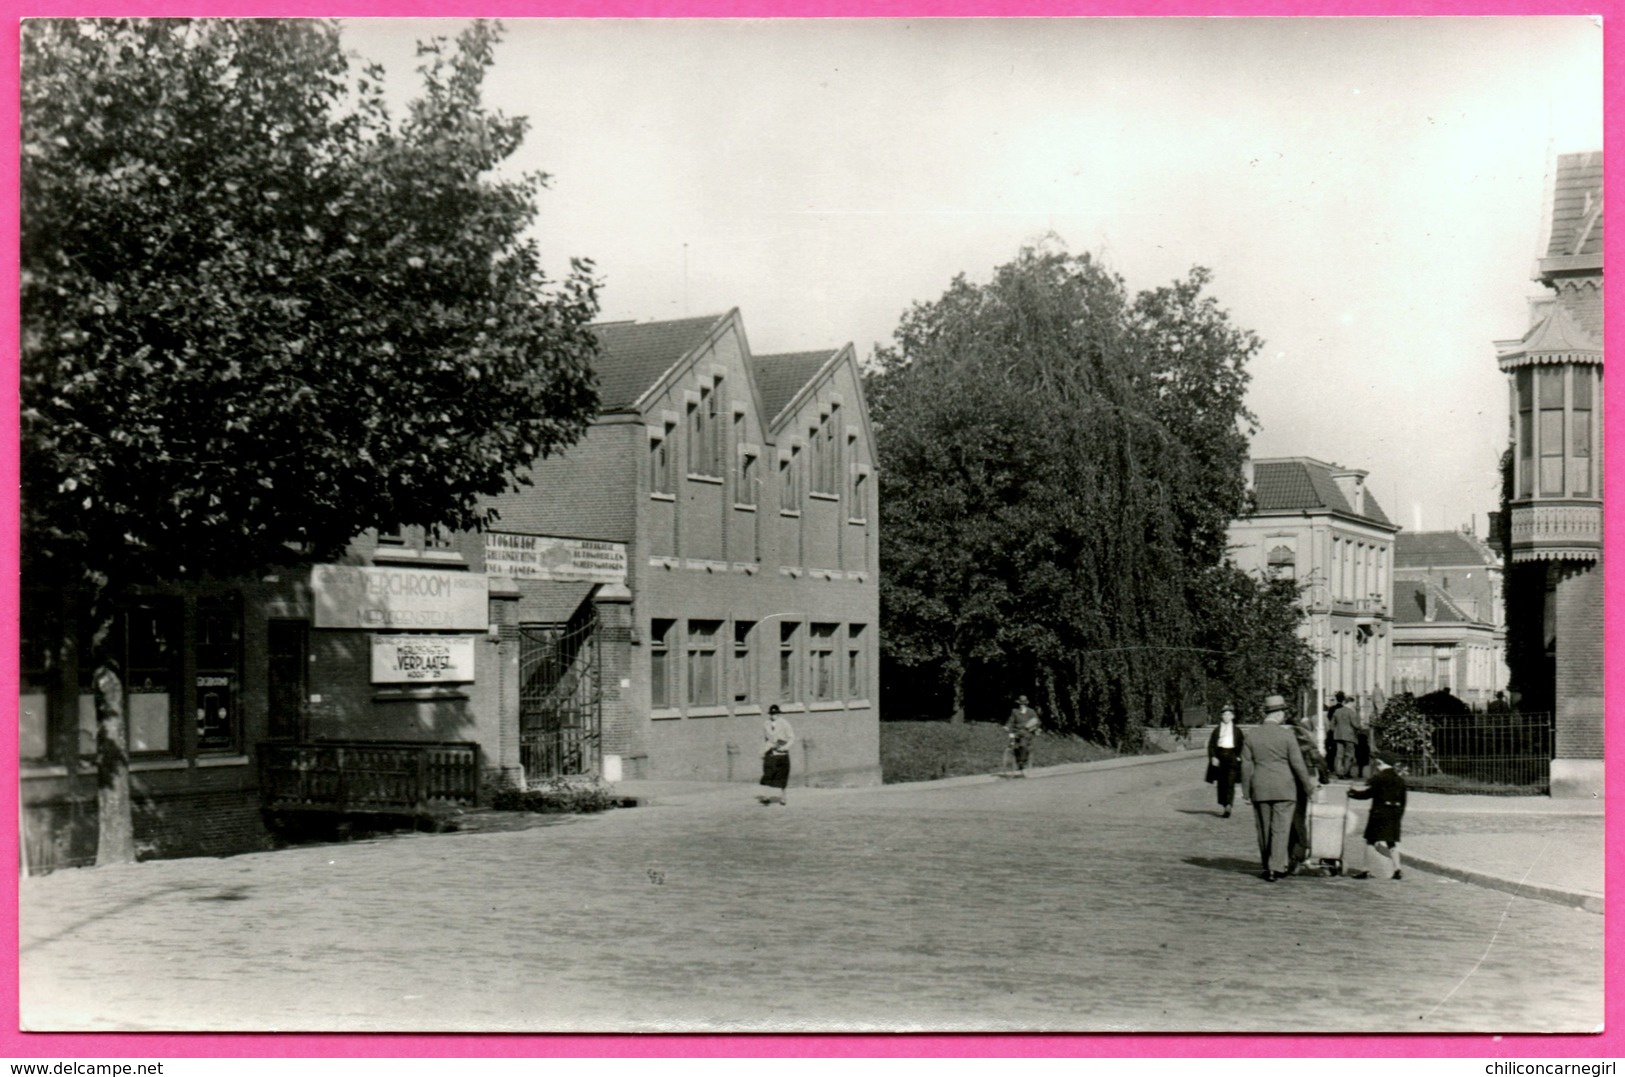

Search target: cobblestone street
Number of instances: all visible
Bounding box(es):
[21,758,1602,1034]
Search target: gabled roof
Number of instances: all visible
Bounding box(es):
[1393,578,1475,627]
[589,313,731,411]
[1395,530,1499,570]
[1544,151,1604,262]
[1250,458,1394,528]
[751,350,840,427]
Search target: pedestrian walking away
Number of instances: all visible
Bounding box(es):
[756,704,795,805]
[1239,693,1312,881]
[1204,705,1245,817]
[1352,696,1372,780]
[1005,694,1041,776]
[1330,691,1359,779]
[1346,754,1408,880]
[1284,707,1331,872]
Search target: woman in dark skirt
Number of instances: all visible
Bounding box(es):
[1347,755,1407,879]
[1204,706,1244,817]
[756,704,795,806]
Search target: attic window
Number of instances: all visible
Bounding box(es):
[687,381,722,478]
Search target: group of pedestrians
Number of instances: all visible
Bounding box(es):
[752,687,1407,888]
[1208,692,1406,883]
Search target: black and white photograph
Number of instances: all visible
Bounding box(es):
[16,16,1606,1035]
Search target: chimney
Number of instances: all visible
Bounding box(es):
[1330,467,1368,513]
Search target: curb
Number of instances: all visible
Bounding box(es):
[1403,854,1604,914]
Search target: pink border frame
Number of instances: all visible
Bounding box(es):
[0,3,1617,1060]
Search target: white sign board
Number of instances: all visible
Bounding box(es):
[370,635,476,683]
[310,565,489,630]
[484,532,627,583]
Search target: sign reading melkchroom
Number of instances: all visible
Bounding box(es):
[370,634,477,683]
[484,532,628,583]
[310,565,489,630]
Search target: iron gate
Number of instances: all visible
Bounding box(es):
[518,609,602,783]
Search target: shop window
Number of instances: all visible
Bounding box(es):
[778,622,801,703]
[650,619,675,707]
[732,621,756,703]
[266,619,308,741]
[846,624,867,700]
[808,623,837,702]
[194,595,241,753]
[84,600,182,757]
[686,620,721,707]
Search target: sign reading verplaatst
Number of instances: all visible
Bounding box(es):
[310,565,489,630]
[370,635,476,683]
[484,532,627,583]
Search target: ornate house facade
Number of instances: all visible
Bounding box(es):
[1493,150,1604,798]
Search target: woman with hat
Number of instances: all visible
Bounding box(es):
[756,704,795,806]
[1204,705,1245,817]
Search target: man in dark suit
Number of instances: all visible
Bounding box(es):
[1239,693,1313,882]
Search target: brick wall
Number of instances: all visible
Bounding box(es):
[1554,560,1604,760]
[23,786,271,875]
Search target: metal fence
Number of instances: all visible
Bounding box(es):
[1379,711,1555,794]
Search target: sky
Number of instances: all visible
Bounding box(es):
[345,16,1603,536]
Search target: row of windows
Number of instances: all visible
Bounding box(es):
[648,618,868,710]
[19,594,276,763]
[1514,365,1595,499]
[649,383,868,518]
[1330,535,1386,605]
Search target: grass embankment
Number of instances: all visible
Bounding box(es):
[879,720,1130,784]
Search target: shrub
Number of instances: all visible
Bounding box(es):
[491,776,616,814]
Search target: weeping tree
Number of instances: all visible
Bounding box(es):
[869,242,1303,744]
[21,19,601,864]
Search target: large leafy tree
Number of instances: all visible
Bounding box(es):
[21,19,601,862]
[869,243,1310,743]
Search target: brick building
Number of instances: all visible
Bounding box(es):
[1389,529,1509,707]
[485,310,880,786]
[1227,456,1399,731]
[20,307,880,871]
[1493,150,1604,798]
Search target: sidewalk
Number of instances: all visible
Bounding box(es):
[609,749,1607,913]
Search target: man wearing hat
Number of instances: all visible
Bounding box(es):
[1239,693,1313,881]
[1005,695,1041,775]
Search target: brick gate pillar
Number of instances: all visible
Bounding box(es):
[1551,559,1604,798]
[592,584,635,782]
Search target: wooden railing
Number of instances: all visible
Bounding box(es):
[259,740,480,814]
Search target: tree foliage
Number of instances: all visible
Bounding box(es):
[21,18,601,590]
[869,243,1310,743]
[20,18,600,863]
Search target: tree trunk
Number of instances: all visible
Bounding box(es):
[947,659,965,724]
[94,661,135,866]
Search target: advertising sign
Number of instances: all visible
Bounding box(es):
[370,635,476,684]
[484,532,628,583]
[310,565,489,630]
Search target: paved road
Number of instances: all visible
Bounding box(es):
[20,758,1602,1034]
